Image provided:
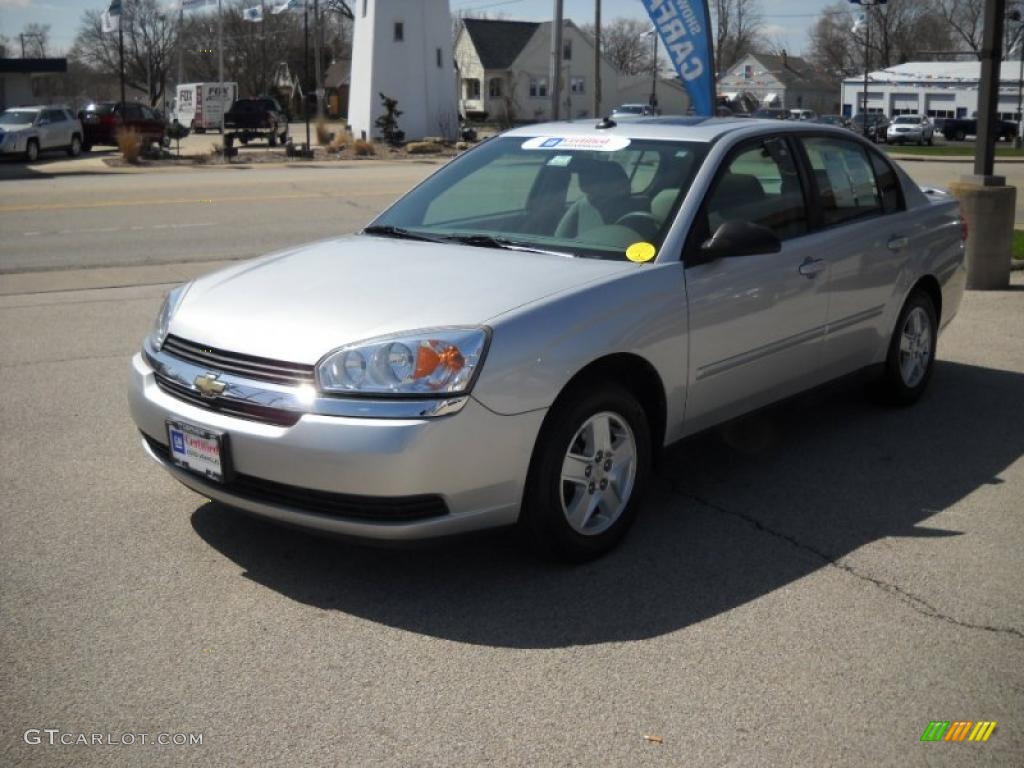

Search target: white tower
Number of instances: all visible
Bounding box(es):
[348,0,459,142]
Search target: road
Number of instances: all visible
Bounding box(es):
[1,159,1023,767]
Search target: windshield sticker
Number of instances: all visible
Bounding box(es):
[547,155,573,167]
[522,135,632,152]
[626,242,657,263]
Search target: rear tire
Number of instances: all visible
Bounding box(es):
[869,289,938,406]
[519,385,651,563]
[67,134,82,157]
[954,129,966,141]
[269,131,278,147]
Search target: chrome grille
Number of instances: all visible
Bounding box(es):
[161,334,315,386]
[154,373,301,427]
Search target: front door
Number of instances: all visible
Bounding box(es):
[683,137,830,435]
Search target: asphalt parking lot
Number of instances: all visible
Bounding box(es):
[1,159,1022,767]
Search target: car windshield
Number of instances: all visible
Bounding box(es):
[614,105,644,114]
[231,100,267,112]
[368,136,707,261]
[0,110,38,125]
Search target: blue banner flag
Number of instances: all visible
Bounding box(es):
[641,0,716,116]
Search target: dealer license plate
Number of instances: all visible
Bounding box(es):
[166,420,229,483]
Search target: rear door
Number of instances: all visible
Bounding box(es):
[40,109,65,148]
[796,135,908,376]
[683,135,831,434]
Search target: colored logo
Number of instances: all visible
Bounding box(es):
[540,138,562,148]
[920,721,997,742]
[171,431,185,454]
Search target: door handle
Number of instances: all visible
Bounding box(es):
[887,235,909,251]
[798,257,826,278]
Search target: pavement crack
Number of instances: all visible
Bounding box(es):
[671,483,1024,642]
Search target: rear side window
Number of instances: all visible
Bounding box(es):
[802,137,881,226]
[868,151,904,214]
[704,137,808,240]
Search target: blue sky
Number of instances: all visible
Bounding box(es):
[1,0,836,57]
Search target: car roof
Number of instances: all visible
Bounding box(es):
[502,116,858,144]
[4,105,43,112]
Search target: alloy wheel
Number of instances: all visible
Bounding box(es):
[899,306,932,388]
[559,411,637,536]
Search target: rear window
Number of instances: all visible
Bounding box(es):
[84,103,117,115]
[231,100,269,112]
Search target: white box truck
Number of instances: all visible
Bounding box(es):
[171,82,238,133]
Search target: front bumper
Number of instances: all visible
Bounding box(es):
[129,351,546,540]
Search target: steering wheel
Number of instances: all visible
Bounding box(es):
[614,212,661,241]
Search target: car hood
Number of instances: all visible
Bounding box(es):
[0,122,32,133]
[168,235,634,364]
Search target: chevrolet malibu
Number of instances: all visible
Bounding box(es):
[129,118,966,561]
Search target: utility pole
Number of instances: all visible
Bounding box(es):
[314,0,323,117]
[177,5,184,87]
[650,32,658,111]
[850,0,885,138]
[592,0,601,118]
[550,0,563,121]
[119,20,126,106]
[976,0,1006,176]
[304,0,311,151]
[217,0,224,130]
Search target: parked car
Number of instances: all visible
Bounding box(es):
[611,104,657,118]
[850,113,891,143]
[789,108,817,121]
[78,101,168,150]
[886,114,935,146]
[130,119,965,561]
[815,114,853,129]
[223,97,290,146]
[0,106,83,161]
[752,108,789,120]
[941,114,1018,142]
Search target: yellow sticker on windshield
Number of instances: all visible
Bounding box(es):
[626,242,657,263]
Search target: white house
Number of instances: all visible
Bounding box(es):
[841,60,1024,121]
[454,18,621,123]
[718,52,835,113]
[348,0,459,141]
[0,58,67,111]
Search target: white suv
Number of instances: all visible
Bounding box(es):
[886,115,934,146]
[0,106,84,161]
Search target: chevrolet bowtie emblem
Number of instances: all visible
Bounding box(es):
[193,373,227,398]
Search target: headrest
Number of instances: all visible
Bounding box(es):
[572,157,630,198]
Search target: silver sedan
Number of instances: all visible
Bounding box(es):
[129,118,966,561]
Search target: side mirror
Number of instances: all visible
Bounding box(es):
[699,220,781,262]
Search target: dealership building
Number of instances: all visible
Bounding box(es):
[840,60,1024,121]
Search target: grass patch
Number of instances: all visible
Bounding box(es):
[885,144,1024,158]
[1014,230,1024,261]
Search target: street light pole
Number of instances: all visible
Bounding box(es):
[592,0,601,118]
[550,0,564,120]
[650,31,658,112]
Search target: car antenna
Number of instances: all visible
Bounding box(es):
[595,116,616,130]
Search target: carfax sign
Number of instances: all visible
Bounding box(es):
[641,0,716,117]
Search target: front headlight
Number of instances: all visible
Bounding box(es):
[317,328,490,396]
[149,284,189,349]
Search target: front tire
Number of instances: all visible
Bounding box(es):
[25,139,39,162]
[520,385,651,562]
[871,289,938,405]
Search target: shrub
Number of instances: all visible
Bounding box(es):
[329,128,353,152]
[315,119,332,146]
[116,127,142,163]
[406,141,443,155]
[352,139,375,156]
[374,93,404,145]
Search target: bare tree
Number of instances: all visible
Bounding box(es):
[0,34,9,58]
[20,23,51,58]
[806,2,860,77]
[72,0,177,106]
[712,0,763,74]
[581,17,654,76]
[936,0,1024,58]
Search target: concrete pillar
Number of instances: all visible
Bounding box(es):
[948,174,1015,290]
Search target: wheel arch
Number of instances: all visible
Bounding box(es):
[911,273,942,324]
[542,353,668,456]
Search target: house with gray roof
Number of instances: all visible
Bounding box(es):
[454,18,623,123]
[717,52,836,114]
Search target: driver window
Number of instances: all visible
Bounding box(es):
[706,138,808,241]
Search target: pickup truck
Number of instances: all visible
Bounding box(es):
[223,97,290,147]
[941,115,1018,142]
